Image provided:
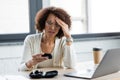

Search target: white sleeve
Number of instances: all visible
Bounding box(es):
[19,63,33,71]
[62,42,77,69]
[19,35,34,71]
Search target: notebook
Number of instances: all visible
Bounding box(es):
[64,48,120,79]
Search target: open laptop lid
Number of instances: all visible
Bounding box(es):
[64,48,120,79]
[92,48,120,78]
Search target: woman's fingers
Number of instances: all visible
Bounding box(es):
[33,57,48,61]
[32,53,43,59]
[55,17,71,38]
[55,17,67,28]
[32,53,48,63]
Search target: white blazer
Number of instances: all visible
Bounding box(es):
[19,33,77,71]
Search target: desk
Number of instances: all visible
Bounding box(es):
[8,67,119,80]
[19,67,86,80]
[2,62,120,80]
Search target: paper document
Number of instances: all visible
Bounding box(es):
[0,75,29,80]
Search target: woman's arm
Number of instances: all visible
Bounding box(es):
[62,39,77,69]
[19,35,34,71]
[19,35,48,71]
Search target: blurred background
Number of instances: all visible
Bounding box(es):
[1,0,120,74]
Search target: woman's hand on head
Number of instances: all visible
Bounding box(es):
[55,17,72,46]
[55,17,71,38]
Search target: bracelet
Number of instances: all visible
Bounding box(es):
[66,37,73,42]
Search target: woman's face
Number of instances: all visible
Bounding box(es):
[45,14,60,37]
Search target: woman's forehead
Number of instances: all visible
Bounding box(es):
[46,14,56,21]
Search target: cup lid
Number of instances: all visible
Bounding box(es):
[93,48,101,51]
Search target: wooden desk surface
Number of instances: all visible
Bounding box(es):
[1,61,120,80]
[4,67,118,80]
[19,67,87,80]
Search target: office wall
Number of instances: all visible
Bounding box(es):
[74,39,120,62]
[0,38,120,60]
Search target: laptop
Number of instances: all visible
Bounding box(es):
[64,48,120,79]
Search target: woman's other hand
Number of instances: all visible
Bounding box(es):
[26,53,48,68]
[55,17,72,46]
[55,17,71,38]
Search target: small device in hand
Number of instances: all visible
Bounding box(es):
[42,53,52,59]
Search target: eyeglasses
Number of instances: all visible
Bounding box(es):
[45,21,60,28]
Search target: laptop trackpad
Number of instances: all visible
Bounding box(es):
[64,69,95,79]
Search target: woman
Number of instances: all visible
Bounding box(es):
[19,6,76,71]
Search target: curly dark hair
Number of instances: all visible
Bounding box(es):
[35,6,71,38]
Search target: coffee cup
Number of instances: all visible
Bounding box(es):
[93,48,102,64]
